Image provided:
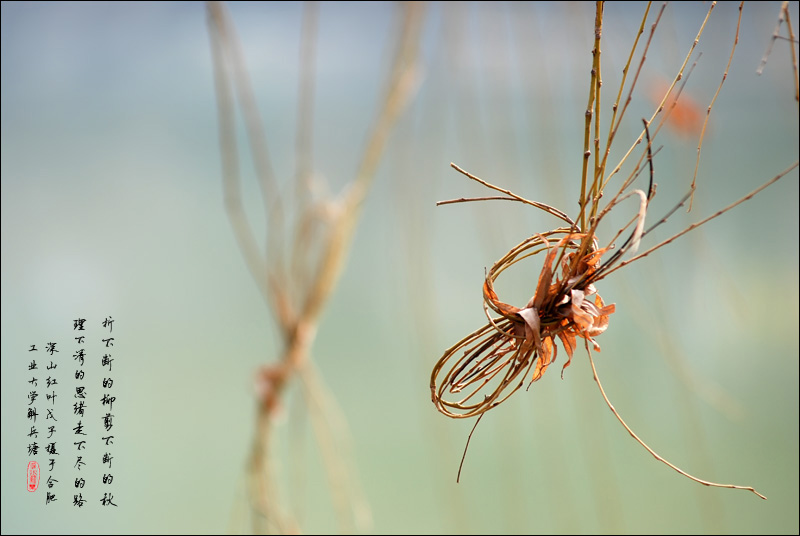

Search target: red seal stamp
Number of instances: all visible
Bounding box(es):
[27,461,39,492]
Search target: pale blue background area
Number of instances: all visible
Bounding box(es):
[2,1,798,533]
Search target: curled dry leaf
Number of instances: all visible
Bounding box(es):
[431,231,617,419]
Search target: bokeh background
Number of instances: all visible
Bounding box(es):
[2,1,798,534]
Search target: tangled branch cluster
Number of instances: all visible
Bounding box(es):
[432,230,616,419]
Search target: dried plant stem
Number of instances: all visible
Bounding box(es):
[584,339,767,500]
[295,1,318,199]
[437,195,540,206]
[448,162,574,225]
[290,1,320,305]
[591,1,604,216]
[600,2,651,186]
[209,1,425,532]
[604,2,716,192]
[433,1,790,506]
[579,1,603,231]
[207,2,286,288]
[689,2,743,210]
[605,160,799,277]
[301,3,425,326]
[758,1,790,75]
[757,0,799,105]
[457,412,484,483]
[783,3,799,103]
[248,408,295,534]
[300,360,372,533]
[207,1,294,334]
[598,2,665,195]
[246,322,316,531]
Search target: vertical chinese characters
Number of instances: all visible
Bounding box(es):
[72,318,87,508]
[26,344,40,493]
[99,316,117,507]
[24,316,120,509]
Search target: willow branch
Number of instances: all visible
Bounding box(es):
[604,160,799,277]
[301,2,426,325]
[586,340,766,499]
[447,163,574,225]
[689,2,743,210]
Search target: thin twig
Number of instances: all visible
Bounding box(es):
[600,2,651,190]
[437,195,536,206]
[585,338,767,499]
[449,162,574,225]
[295,1,318,201]
[689,2,743,211]
[301,360,372,532]
[757,1,789,75]
[579,1,603,230]
[208,1,294,334]
[783,3,800,103]
[604,2,716,192]
[301,2,425,325]
[591,1,604,224]
[605,160,799,277]
[457,412,485,483]
[290,1,320,305]
[596,2,666,196]
[208,2,287,289]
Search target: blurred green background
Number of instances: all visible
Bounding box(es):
[2,1,798,533]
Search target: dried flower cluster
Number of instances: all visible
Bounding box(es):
[432,231,616,419]
[429,1,798,499]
